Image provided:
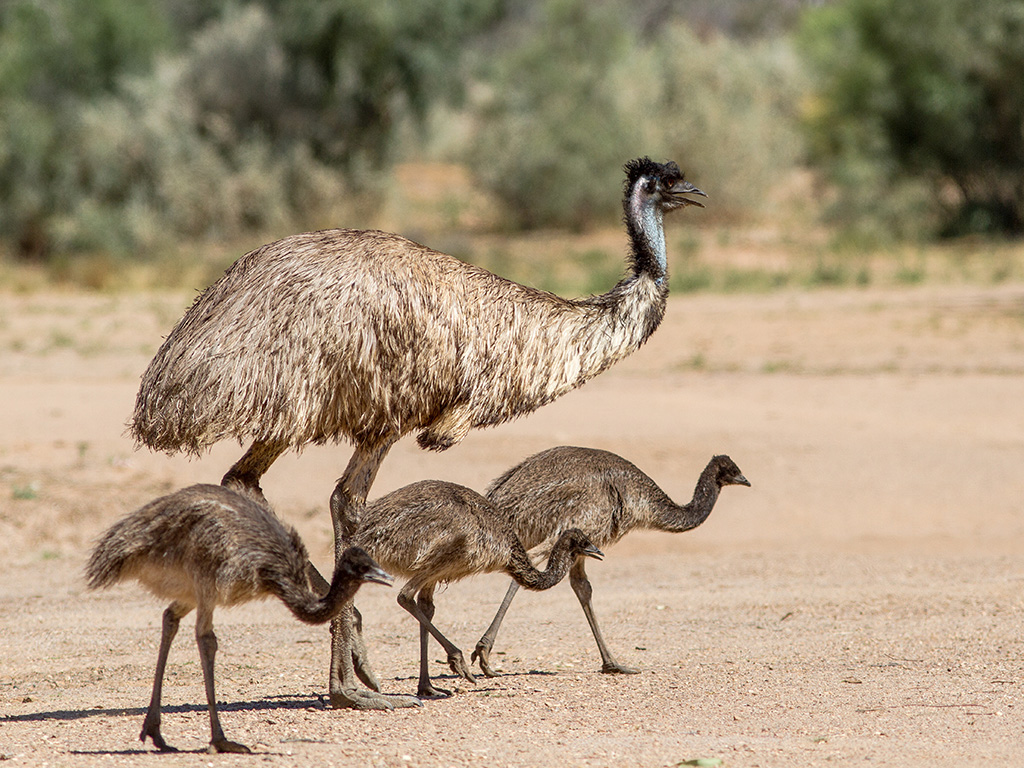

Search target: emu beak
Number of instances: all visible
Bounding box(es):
[363,565,395,587]
[666,179,707,209]
[734,474,751,487]
[583,544,604,561]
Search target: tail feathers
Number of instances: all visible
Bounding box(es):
[84,546,130,591]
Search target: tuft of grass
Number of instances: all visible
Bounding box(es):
[806,258,849,287]
[894,260,926,285]
[12,483,39,500]
[576,248,625,296]
[721,267,790,292]
[677,352,708,371]
[671,264,714,293]
[762,359,799,374]
[990,258,1013,284]
[47,330,76,351]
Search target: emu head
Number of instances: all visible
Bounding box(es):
[624,157,707,213]
[710,455,751,488]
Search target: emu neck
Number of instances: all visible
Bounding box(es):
[571,271,668,382]
[654,471,722,534]
[283,570,361,624]
[626,188,668,283]
[506,538,573,591]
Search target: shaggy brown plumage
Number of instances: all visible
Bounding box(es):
[128,157,704,709]
[471,450,749,677]
[85,485,391,753]
[354,480,602,699]
[130,158,703,461]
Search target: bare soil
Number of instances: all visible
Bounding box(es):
[1,283,1023,767]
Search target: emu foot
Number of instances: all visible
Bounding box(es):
[417,682,453,700]
[208,739,252,754]
[471,644,500,678]
[140,717,177,752]
[448,651,477,684]
[354,660,382,693]
[329,687,421,710]
[352,646,382,692]
[601,661,641,675]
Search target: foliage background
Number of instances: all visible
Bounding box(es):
[0,0,1020,272]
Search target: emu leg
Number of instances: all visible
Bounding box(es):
[229,443,373,687]
[221,438,287,503]
[328,440,418,710]
[140,602,191,752]
[472,581,521,677]
[194,605,251,754]
[304,564,380,692]
[569,559,639,674]
[412,585,451,699]
[349,605,381,691]
[329,604,418,710]
[397,580,476,698]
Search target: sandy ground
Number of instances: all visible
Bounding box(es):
[1,283,1023,767]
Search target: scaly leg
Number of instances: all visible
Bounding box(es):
[194,604,251,754]
[412,585,450,699]
[304,566,380,692]
[328,440,418,710]
[397,579,476,698]
[569,559,639,674]
[350,605,381,692]
[140,602,191,752]
[472,581,521,677]
[220,438,288,503]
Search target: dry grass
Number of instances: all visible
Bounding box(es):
[1,163,1023,298]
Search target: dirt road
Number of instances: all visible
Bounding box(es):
[1,285,1022,766]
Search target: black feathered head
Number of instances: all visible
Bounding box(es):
[623,157,706,211]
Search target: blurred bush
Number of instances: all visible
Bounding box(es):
[20,0,1015,265]
[0,0,173,257]
[799,0,1024,239]
[464,0,807,229]
[465,0,636,230]
[643,22,807,221]
[0,0,503,259]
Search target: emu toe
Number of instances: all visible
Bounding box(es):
[471,644,500,678]
[140,720,176,752]
[209,739,252,754]
[417,682,453,700]
[330,687,421,711]
[448,651,477,684]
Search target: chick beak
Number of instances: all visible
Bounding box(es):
[363,565,395,587]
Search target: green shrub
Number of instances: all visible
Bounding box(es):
[465,2,807,229]
[0,0,172,258]
[799,0,1024,238]
[466,0,636,230]
[644,23,808,221]
[0,0,504,260]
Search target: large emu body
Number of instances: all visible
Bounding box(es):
[85,484,391,752]
[129,158,704,708]
[472,450,750,676]
[354,480,602,699]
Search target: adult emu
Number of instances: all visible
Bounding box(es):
[130,158,705,708]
